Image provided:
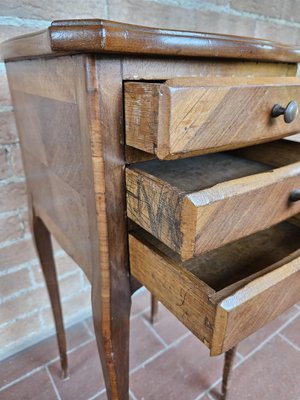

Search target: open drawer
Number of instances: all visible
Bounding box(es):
[126,143,300,260]
[129,222,300,355]
[125,77,300,159]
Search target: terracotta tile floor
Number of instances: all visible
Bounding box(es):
[1,289,300,400]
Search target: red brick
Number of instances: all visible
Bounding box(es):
[0,214,23,242]
[0,147,11,180]
[255,19,298,45]
[0,181,27,212]
[0,111,18,144]
[0,70,12,106]
[0,0,107,20]
[0,26,39,43]
[0,239,36,270]
[0,286,49,325]
[0,369,57,400]
[0,314,41,358]
[108,0,255,36]
[33,254,80,284]
[0,267,31,298]
[10,146,24,176]
[230,0,283,19]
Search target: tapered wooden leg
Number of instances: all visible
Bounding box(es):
[31,214,68,378]
[92,280,131,400]
[150,294,159,324]
[222,346,237,399]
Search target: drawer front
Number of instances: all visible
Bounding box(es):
[129,226,300,356]
[211,249,300,355]
[125,77,300,159]
[127,156,300,260]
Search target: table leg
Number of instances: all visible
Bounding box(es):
[222,346,237,399]
[31,210,68,378]
[150,294,159,324]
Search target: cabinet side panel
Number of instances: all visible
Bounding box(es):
[6,56,94,280]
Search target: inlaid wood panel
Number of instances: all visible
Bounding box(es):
[6,56,94,280]
[127,153,300,260]
[125,77,300,159]
[129,222,300,355]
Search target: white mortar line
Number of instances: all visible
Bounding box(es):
[45,366,62,400]
[278,333,300,351]
[0,16,49,28]
[196,309,300,399]
[129,331,191,375]
[150,0,300,27]
[141,315,169,348]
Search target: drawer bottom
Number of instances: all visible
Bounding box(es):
[129,221,300,355]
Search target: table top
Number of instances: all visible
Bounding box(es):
[1,19,300,62]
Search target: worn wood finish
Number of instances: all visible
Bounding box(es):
[127,153,300,260]
[222,347,237,399]
[31,213,68,378]
[6,56,94,280]
[125,77,300,159]
[88,57,131,400]
[6,54,131,399]
[2,19,300,62]
[5,19,300,400]
[231,139,300,168]
[129,222,300,355]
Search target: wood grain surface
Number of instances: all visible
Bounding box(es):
[2,19,300,62]
[125,77,300,159]
[129,222,300,355]
[127,153,300,260]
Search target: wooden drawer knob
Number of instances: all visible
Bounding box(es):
[271,100,298,123]
[290,189,300,202]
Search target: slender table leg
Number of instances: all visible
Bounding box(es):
[222,346,237,399]
[30,209,68,378]
[150,294,159,324]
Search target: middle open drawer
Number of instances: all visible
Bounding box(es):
[126,143,300,260]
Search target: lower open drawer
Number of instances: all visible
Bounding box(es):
[129,222,300,355]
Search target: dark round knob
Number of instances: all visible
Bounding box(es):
[271,100,298,123]
[290,189,300,202]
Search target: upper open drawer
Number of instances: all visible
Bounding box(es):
[125,77,300,159]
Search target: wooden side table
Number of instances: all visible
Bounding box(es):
[2,20,300,399]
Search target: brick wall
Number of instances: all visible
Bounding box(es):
[1,0,300,360]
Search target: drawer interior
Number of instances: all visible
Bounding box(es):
[130,221,300,354]
[133,221,300,293]
[127,146,300,259]
[128,152,271,193]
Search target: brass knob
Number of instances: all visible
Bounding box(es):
[271,100,298,123]
[290,189,300,202]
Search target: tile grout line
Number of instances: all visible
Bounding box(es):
[87,388,106,400]
[82,319,95,339]
[140,315,169,348]
[0,335,95,392]
[0,366,44,393]
[278,333,300,351]
[129,331,191,375]
[129,388,138,400]
[45,366,62,400]
[195,309,300,399]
